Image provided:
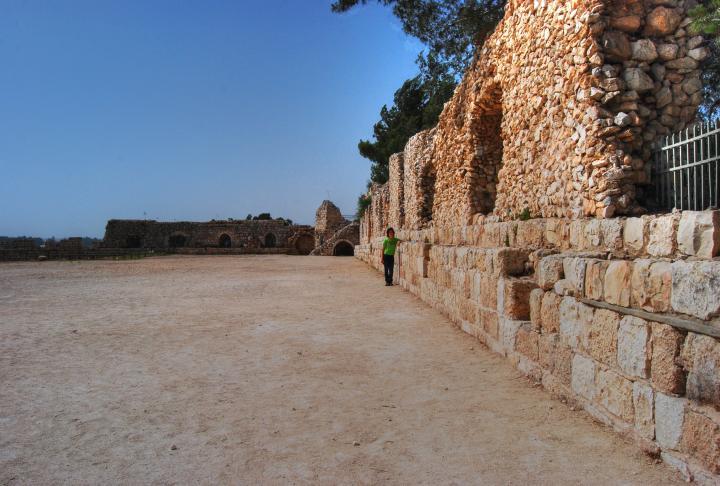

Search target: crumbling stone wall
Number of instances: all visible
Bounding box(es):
[388,153,405,230]
[363,0,705,229]
[315,200,349,247]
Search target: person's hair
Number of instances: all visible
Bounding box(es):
[386,227,395,237]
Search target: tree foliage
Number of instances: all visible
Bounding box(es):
[691,0,720,117]
[358,75,456,183]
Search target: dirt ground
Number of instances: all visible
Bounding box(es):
[0,255,683,485]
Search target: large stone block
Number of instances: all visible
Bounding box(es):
[479,308,499,339]
[623,217,646,255]
[515,324,540,362]
[603,260,632,307]
[680,333,720,407]
[680,410,720,474]
[647,214,677,257]
[559,297,593,351]
[584,259,608,301]
[499,318,525,353]
[630,260,671,313]
[677,210,720,258]
[617,316,651,379]
[656,392,686,450]
[572,353,596,400]
[529,288,544,331]
[540,291,562,334]
[633,381,655,440]
[563,257,587,297]
[554,344,573,386]
[537,255,564,290]
[671,261,720,320]
[597,367,635,422]
[651,323,686,396]
[479,273,498,310]
[539,333,558,371]
[501,278,537,320]
[587,309,620,367]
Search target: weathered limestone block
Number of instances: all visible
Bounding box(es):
[597,367,635,422]
[651,323,686,396]
[630,260,671,313]
[559,297,594,351]
[647,214,678,257]
[633,382,655,440]
[680,334,720,407]
[677,211,720,258]
[515,324,540,362]
[681,411,720,474]
[499,318,525,354]
[617,316,651,379]
[572,353,597,401]
[479,274,498,310]
[587,309,620,367]
[500,278,537,320]
[540,291,562,334]
[603,260,632,307]
[644,7,682,37]
[563,257,587,297]
[516,220,546,248]
[584,259,609,301]
[537,254,564,290]
[656,392,686,450]
[671,261,720,320]
[529,288,544,331]
[479,308,499,340]
[623,217,647,255]
[538,333,558,371]
[554,344,573,386]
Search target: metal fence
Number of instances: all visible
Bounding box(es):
[653,120,719,211]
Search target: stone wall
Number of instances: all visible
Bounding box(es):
[356,210,720,481]
[102,219,310,253]
[361,0,707,228]
[315,200,349,247]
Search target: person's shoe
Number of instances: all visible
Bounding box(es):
[385,282,391,286]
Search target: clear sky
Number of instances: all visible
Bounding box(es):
[0,0,422,238]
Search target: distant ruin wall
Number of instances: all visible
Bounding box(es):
[102,219,306,251]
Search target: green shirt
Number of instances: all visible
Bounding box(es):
[383,237,399,256]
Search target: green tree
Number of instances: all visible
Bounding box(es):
[691,0,720,117]
[331,0,506,79]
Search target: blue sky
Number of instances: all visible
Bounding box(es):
[0,1,422,237]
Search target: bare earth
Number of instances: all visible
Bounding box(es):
[0,256,682,485]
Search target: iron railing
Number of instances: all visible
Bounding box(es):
[653,120,719,211]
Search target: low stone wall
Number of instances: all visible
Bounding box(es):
[356,210,720,482]
[0,248,156,262]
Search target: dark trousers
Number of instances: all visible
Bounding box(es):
[383,254,394,284]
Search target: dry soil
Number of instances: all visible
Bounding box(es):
[0,256,683,485]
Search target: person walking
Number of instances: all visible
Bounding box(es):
[381,227,399,286]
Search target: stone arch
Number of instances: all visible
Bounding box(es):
[263,233,276,248]
[218,234,232,248]
[294,234,315,255]
[332,240,354,256]
[468,81,504,215]
[168,233,188,248]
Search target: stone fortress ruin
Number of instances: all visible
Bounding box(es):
[0,200,360,261]
[357,0,720,481]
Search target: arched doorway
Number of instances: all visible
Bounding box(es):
[125,236,142,249]
[264,233,276,248]
[168,234,187,248]
[333,241,354,256]
[218,234,232,248]
[294,234,315,255]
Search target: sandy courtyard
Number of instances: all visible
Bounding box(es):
[0,256,682,485]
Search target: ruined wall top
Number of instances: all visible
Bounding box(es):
[361,0,707,239]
